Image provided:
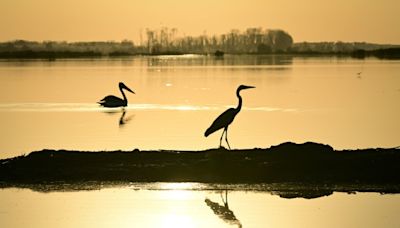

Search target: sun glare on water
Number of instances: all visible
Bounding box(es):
[159,214,196,228]
[155,183,198,201]
[151,183,201,227]
[158,182,198,190]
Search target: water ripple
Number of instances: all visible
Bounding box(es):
[0,103,297,112]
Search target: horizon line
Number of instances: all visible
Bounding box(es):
[1,38,399,46]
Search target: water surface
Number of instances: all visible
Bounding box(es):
[0,55,399,158]
[1,183,399,228]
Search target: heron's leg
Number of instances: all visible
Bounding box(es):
[225,127,231,150]
[220,189,228,207]
[220,191,225,203]
[219,129,226,148]
[225,189,229,208]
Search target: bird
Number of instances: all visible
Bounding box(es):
[204,85,255,149]
[97,82,135,108]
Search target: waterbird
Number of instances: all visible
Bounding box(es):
[98,82,135,108]
[204,85,255,149]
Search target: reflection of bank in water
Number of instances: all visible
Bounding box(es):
[205,190,242,228]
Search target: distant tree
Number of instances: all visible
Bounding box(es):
[257,44,272,53]
[269,30,293,52]
[146,29,155,53]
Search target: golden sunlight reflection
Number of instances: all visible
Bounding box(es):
[1,188,399,228]
[158,182,198,190]
[158,190,193,201]
[159,214,195,228]
[155,183,201,201]
[0,103,296,112]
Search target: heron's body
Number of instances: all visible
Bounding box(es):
[98,82,135,108]
[204,85,254,149]
[204,108,237,137]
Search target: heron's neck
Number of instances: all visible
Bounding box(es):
[236,90,242,112]
[120,87,127,104]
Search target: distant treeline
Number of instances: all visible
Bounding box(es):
[351,48,400,59]
[0,50,102,59]
[0,40,133,58]
[291,41,400,59]
[142,27,293,54]
[0,27,399,58]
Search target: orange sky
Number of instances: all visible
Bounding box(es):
[1,0,399,44]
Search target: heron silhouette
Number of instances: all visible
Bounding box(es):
[98,82,135,108]
[205,189,242,227]
[204,85,255,149]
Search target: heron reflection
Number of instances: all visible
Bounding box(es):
[205,189,242,227]
[204,85,255,149]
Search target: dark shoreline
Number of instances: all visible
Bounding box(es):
[2,182,400,199]
[1,142,399,190]
[1,48,400,59]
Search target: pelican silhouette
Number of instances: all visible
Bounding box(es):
[204,85,255,149]
[98,82,135,108]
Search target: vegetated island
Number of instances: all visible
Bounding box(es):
[1,27,400,59]
[1,142,399,193]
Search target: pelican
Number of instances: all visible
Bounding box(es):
[204,85,255,149]
[98,82,135,108]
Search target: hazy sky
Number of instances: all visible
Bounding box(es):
[1,0,399,44]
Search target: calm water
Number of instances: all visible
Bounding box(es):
[1,183,399,228]
[0,55,400,158]
[1,56,399,227]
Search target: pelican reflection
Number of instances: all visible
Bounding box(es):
[119,109,134,127]
[205,190,242,227]
[101,109,134,127]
